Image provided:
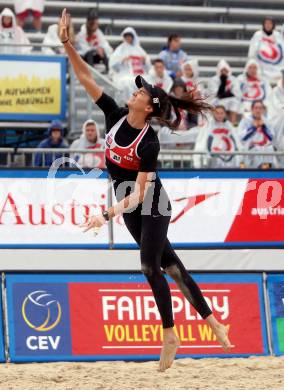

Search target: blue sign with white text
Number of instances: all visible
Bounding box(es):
[10,282,71,360]
[267,274,284,355]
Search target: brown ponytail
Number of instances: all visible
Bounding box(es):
[154,87,213,130]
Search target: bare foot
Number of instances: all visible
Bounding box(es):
[213,323,232,351]
[159,330,180,372]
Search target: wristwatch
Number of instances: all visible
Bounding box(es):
[102,210,110,221]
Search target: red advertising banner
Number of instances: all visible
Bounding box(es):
[68,275,268,358]
[226,179,284,242]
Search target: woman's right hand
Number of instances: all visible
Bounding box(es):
[59,8,70,43]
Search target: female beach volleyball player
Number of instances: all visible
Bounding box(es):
[59,9,232,372]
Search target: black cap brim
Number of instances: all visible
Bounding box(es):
[135,75,152,94]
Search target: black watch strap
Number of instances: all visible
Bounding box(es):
[102,210,110,221]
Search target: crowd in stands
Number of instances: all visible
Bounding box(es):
[1,2,284,169]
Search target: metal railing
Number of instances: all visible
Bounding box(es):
[0,148,283,169]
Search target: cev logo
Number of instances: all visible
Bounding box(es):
[22,290,62,332]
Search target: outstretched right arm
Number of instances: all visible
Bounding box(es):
[59,8,103,102]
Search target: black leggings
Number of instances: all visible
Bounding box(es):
[122,204,213,329]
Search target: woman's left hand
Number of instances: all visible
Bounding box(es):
[80,214,106,233]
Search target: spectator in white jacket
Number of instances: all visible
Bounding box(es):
[194,105,243,169]
[76,9,113,73]
[42,18,75,55]
[146,59,173,93]
[208,59,241,125]
[181,58,199,91]
[268,70,284,122]
[267,71,284,167]
[238,100,276,169]
[0,8,31,54]
[14,0,44,32]
[158,79,201,152]
[109,27,151,103]
[248,17,284,84]
[70,119,105,169]
[238,59,271,116]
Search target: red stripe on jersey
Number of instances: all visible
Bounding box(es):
[105,116,149,170]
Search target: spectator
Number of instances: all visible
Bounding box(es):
[34,120,68,167]
[181,58,199,90]
[208,59,241,125]
[194,105,243,169]
[238,59,271,116]
[269,113,284,168]
[109,27,151,103]
[42,17,75,55]
[171,78,201,130]
[248,16,284,84]
[238,100,276,169]
[268,69,284,122]
[70,119,105,169]
[146,59,173,93]
[158,34,188,78]
[267,71,284,167]
[0,8,31,54]
[14,0,45,32]
[76,9,113,73]
[158,79,200,152]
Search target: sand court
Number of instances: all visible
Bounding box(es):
[0,356,284,390]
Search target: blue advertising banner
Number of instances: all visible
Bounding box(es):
[267,274,284,355]
[6,273,268,362]
[0,276,5,362]
[0,55,67,121]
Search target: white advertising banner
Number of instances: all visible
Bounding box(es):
[1,171,284,248]
[0,173,109,247]
[112,178,248,246]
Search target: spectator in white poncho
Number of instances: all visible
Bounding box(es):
[14,0,45,32]
[146,59,173,93]
[194,105,243,169]
[158,79,202,152]
[208,59,241,125]
[109,27,151,103]
[181,58,199,91]
[267,71,284,167]
[70,119,105,169]
[268,70,284,122]
[76,9,113,73]
[248,16,284,84]
[42,18,75,55]
[238,59,271,116]
[238,100,276,168]
[0,8,31,54]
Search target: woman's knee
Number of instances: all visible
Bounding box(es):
[164,264,183,282]
[141,263,161,279]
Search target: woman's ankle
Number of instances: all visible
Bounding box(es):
[205,314,221,329]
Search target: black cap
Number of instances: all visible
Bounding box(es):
[135,75,168,116]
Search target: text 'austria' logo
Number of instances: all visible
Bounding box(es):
[22,291,62,332]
